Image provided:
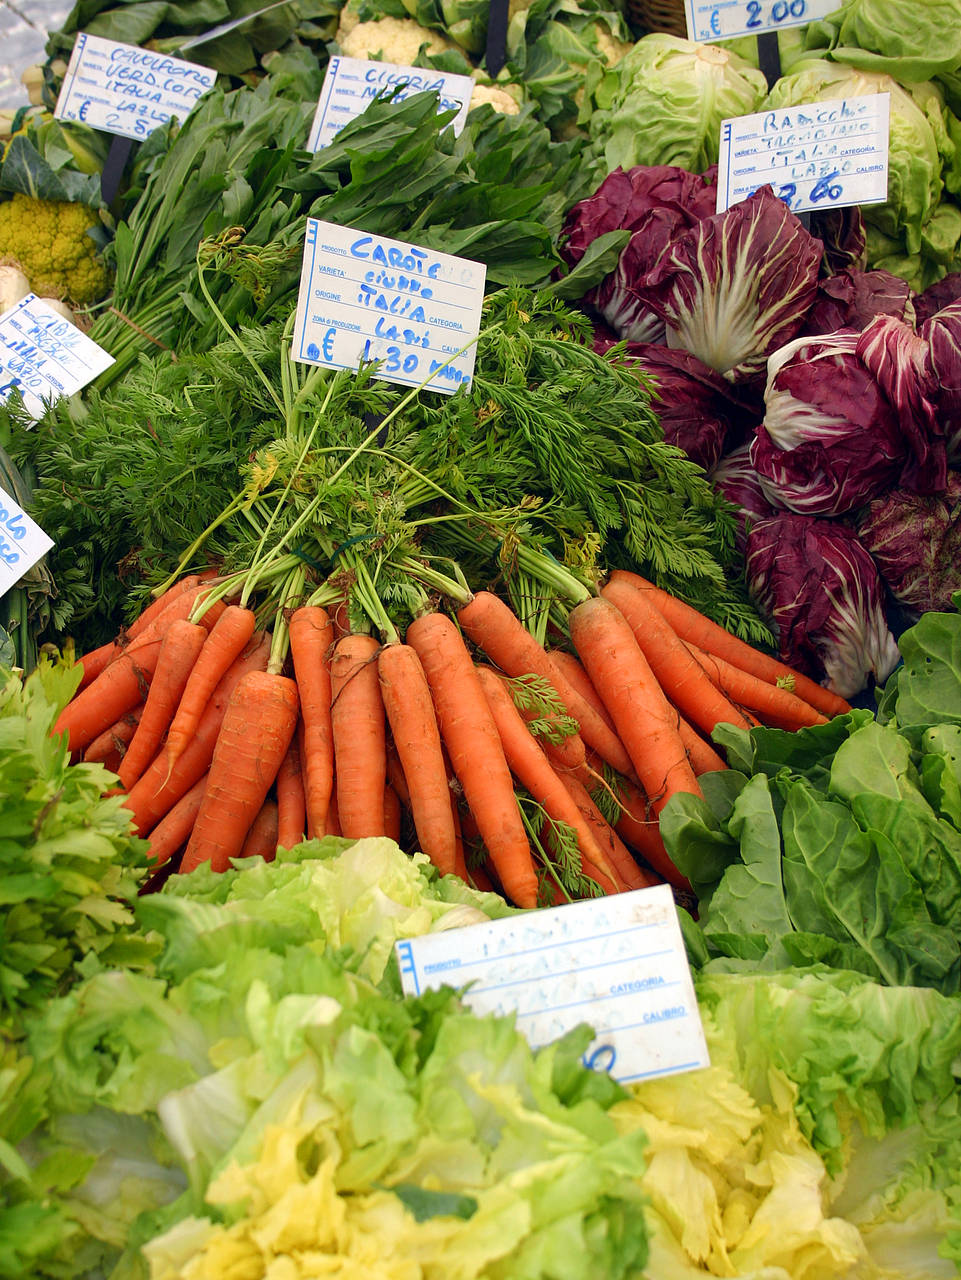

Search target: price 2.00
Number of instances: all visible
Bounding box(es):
[745,0,807,27]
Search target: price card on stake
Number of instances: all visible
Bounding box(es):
[685,0,838,44]
[0,484,53,600]
[308,55,474,152]
[0,295,115,422]
[292,219,485,395]
[54,32,216,141]
[395,885,710,1085]
[716,93,890,216]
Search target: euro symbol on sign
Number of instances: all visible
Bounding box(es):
[78,100,89,122]
[322,327,336,361]
[710,8,721,34]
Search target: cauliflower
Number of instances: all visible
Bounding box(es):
[468,81,522,115]
[337,14,457,64]
[0,193,110,305]
[594,26,633,67]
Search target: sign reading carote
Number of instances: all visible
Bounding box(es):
[292,219,485,395]
[54,32,216,141]
[0,484,53,601]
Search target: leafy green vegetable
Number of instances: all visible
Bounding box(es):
[802,0,961,82]
[0,660,151,1035]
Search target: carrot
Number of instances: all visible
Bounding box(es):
[406,612,538,908]
[330,634,386,839]
[548,650,617,732]
[84,585,225,686]
[83,706,143,764]
[386,743,412,808]
[675,713,728,776]
[288,606,335,837]
[510,690,587,774]
[325,793,342,838]
[123,633,270,836]
[143,774,208,866]
[164,605,257,771]
[384,784,402,844]
[557,771,661,892]
[601,577,752,735]
[686,642,829,730]
[475,664,624,895]
[180,671,299,874]
[456,591,634,777]
[608,570,851,718]
[127,574,204,640]
[276,736,306,851]
[240,800,280,862]
[54,637,164,754]
[449,794,470,882]
[569,596,701,816]
[117,619,207,792]
[378,642,458,875]
[608,773,692,892]
[77,638,126,693]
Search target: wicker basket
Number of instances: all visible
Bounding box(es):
[626,0,688,38]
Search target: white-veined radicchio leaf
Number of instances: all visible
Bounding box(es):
[856,473,961,614]
[745,513,899,698]
[921,298,961,461]
[709,442,780,551]
[637,185,822,383]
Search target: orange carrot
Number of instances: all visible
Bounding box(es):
[569,596,701,816]
[276,736,306,851]
[558,771,661,891]
[548,650,616,732]
[77,638,126,693]
[330,634,386,839]
[686,643,829,730]
[128,574,204,640]
[608,570,851,718]
[83,706,143,764]
[325,792,342,838]
[55,637,164,754]
[509,689,587,773]
[407,612,538,908]
[449,794,469,882]
[288,606,335,836]
[475,664,624,894]
[386,743,412,808]
[378,642,458,875]
[85,584,225,685]
[608,773,692,892]
[123,633,269,836]
[165,605,257,770]
[180,671,298,874]
[117,619,207,791]
[601,576,752,735]
[384,784,402,843]
[240,800,280,862]
[456,591,634,777]
[675,714,727,775]
[143,774,207,866]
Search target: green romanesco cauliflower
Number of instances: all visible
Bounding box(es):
[0,192,110,304]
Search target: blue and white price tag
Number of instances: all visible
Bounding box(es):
[716,93,890,216]
[685,0,837,43]
[54,32,216,141]
[395,884,709,1085]
[308,55,474,152]
[0,484,52,600]
[0,296,115,422]
[292,219,485,395]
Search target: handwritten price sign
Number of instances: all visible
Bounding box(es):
[684,0,837,43]
[0,485,53,601]
[716,93,891,216]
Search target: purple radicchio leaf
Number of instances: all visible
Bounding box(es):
[808,205,867,276]
[750,332,907,516]
[592,208,688,343]
[855,314,947,492]
[637,186,822,384]
[920,299,961,461]
[559,164,717,269]
[799,268,916,338]
[745,513,900,698]
[856,473,961,614]
[615,344,754,470]
[913,271,961,326]
[709,442,780,552]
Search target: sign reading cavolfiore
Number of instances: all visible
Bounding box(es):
[684,0,837,43]
[716,93,890,216]
[0,484,52,600]
[54,32,216,141]
[307,54,474,152]
[292,219,486,394]
[396,884,710,1085]
[0,296,115,422]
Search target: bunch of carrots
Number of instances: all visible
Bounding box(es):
[56,565,850,909]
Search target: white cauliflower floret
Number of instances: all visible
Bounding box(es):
[337,14,457,64]
[468,82,521,115]
[594,25,633,67]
